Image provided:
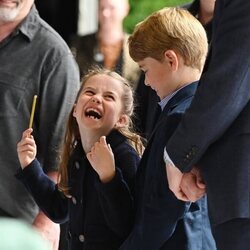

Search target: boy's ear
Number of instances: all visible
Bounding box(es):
[164,50,178,71]
[115,114,129,129]
[72,104,77,117]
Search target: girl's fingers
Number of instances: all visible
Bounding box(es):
[22,128,33,139]
[17,144,35,153]
[18,138,35,149]
[99,136,107,145]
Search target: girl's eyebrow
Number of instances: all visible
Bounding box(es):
[83,86,95,91]
[105,90,116,95]
[83,86,118,96]
[103,91,119,99]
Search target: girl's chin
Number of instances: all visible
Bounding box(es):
[83,116,101,124]
[80,118,102,128]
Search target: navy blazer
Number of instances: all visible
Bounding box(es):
[166,0,250,226]
[120,83,215,250]
[16,130,140,250]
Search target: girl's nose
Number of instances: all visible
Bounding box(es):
[91,96,101,103]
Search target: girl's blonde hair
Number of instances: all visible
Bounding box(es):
[58,66,144,195]
[128,7,208,71]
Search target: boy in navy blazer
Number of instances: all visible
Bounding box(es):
[120,7,216,250]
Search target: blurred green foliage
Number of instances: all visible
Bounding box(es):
[124,0,192,33]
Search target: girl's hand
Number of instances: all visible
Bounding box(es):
[17,128,37,169]
[87,136,115,183]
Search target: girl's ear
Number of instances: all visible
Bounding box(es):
[115,114,129,129]
[164,50,179,71]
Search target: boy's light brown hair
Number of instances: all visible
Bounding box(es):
[128,7,208,71]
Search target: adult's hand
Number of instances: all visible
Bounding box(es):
[180,167,206,202]
[33,211,60,250]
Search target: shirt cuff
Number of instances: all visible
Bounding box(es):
[163,147,175,167]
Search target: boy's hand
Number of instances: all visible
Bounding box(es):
[166,163,189,201]
[166,163,206,202]
[17,128,37,169]
[87,136,115,183]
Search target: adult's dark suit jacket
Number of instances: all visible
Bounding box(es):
[120,83,215,250]
[166,0,250,226]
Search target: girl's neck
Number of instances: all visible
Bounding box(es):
[79,129,107,153]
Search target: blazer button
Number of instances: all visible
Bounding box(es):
[79,234,85,242]
[75,161,80,169]
[72,196,77,205]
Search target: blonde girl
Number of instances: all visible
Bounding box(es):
[17,67,144,250]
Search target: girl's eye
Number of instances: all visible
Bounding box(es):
[105,95,115,101]
[84,90,94,95]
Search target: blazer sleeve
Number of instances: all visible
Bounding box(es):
[166,0,250,172]
[16,159,69,223]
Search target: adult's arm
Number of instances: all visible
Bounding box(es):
[166,0,250,172]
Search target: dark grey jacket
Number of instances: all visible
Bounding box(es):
[0,5,80,222]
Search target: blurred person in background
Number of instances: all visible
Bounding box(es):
[70,0,140,90]
[0,218,50,250]
[183,0,214,43]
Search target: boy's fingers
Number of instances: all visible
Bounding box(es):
[107,144,112,151]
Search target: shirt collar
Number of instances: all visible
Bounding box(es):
[18,5,40,42]
[158,84,190,111]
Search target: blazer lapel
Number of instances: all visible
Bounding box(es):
[148,82,198,143]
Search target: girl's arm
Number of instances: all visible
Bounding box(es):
[88,137,139,239]
[16,129,68,223]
